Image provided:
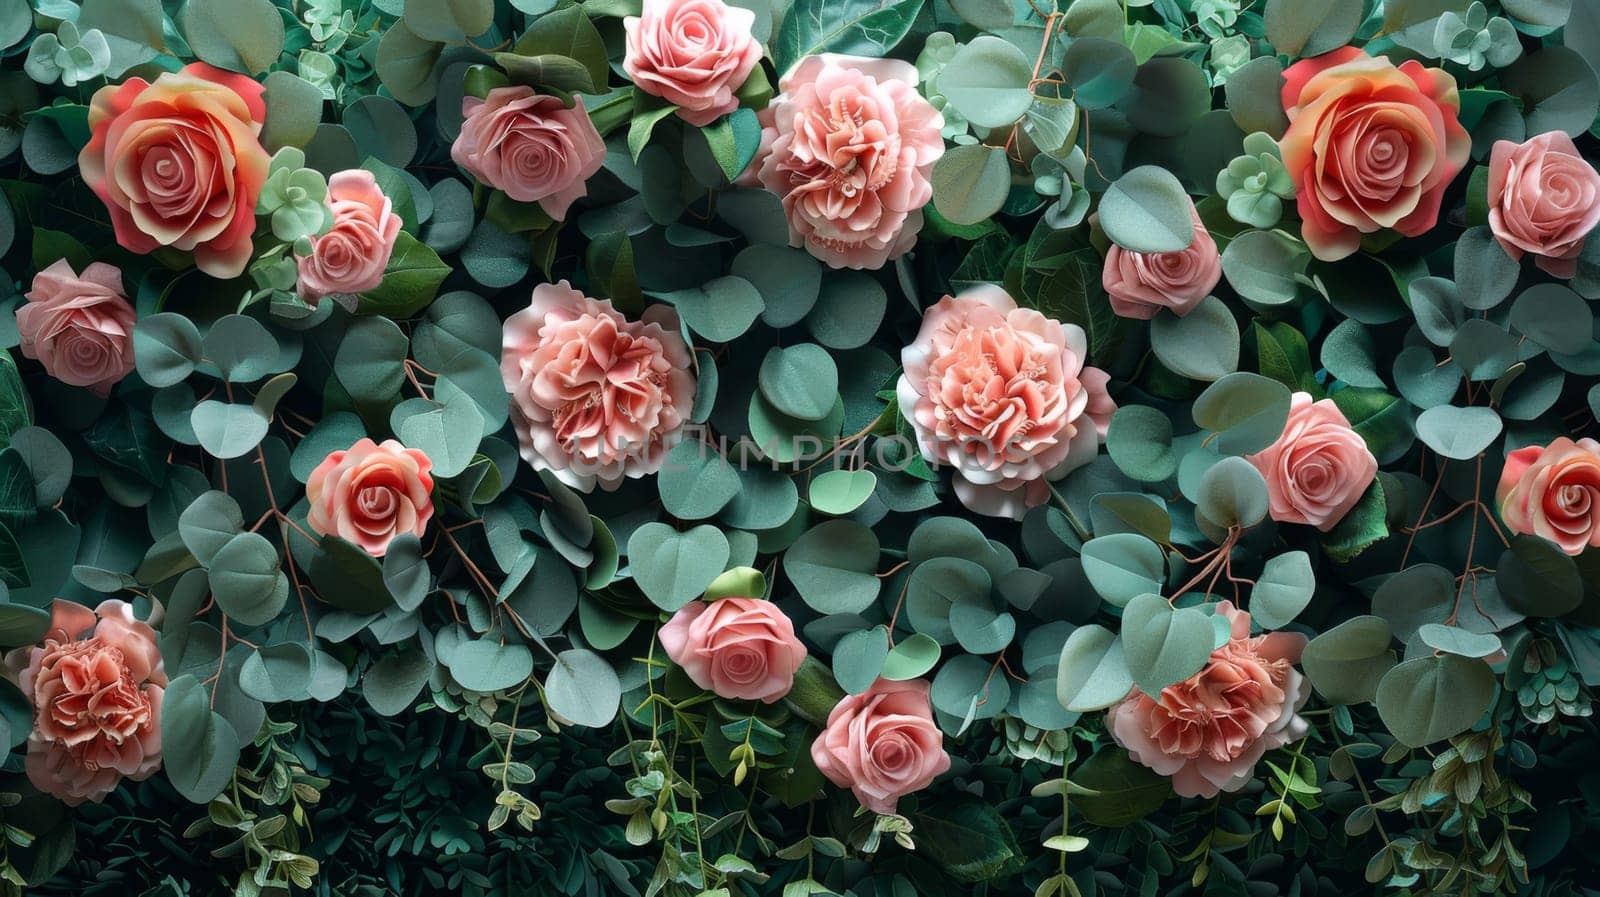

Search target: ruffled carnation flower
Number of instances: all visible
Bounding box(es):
[659,597,806,702]
[624,0,761,127]
[306,438,436,557]
[1102,205,1222,320]
[79,62,269,279]
[18,260,136,396]
[811,678,951,815]
[1107,601,1309,798]
[896,285,1116,520]
[4,600,166,806]
[500,282,696,492]
[297,169,403,301]
[1279,47,1470,261]
[1488,131,1600,278]
[1496,437,1600,556]
[752,54,944,270]
[1245,392,1378,532]
[451,86,605,220]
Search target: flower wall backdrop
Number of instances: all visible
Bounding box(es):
[0,0,1596,895]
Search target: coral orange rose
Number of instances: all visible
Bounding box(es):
[659,597,807,703]
[811,678,950,815]
[1246,392,1378,532]
[1488,132,1600,278]
[1279,47,1469,261]
[80,62,269,279]
[1497,437,1600,556]
[624,0,761,127]
[306,438,436,557]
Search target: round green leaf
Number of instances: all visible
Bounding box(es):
[545,648,621,728]
[940,36,1034,129]
[1080,533,1164,608]
[833,626,889,694]
[1098,166,1195,254]
[627,523,730,611]
[1121,592,1213,697]
[210,532,289,627]
[1150,296,1239,381]
[1415,405,1502,460]
[1376,654,1496,748]
[1055,623,1133,712]
[932,143,1011,226]
[783,520,881,615]
[759,344,839,422]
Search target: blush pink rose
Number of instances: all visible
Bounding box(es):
[1488,132,1600,278]
[659,597,806,702]
[810,678,951,815]
[1279,47,1470,262]
[451,87,605,220]
[1246,392,1378,532]
[501,282,695,492]
[306,438,435,557]
[753,54,944,270]
[1108,601,1308,798]
[297,169,403,301]
[18,260,137,396]
[79,62,269,279]
[3,600,166,806]
[896,285,1116,520]
[1496,437,1600,556]
[1102,206,1221,320]
[624,0,761,127]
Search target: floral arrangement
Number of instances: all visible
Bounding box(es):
[0,0,1596,894]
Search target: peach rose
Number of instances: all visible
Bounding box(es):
[896,285,1117,520]
[1279,47,1469,261]
[1102,205,1221,320]
[306,438,435,557]
[18,260,136,396]
[500,282,695,492]
[624,0,761,127]
[1246,392,1377,531]
[296,169,403,301]
[451,87,605,220]
[810,678,951,815]
[80,62,269,279]
[1488,132,1600,278]
[659,597,806,702]
[3,600,166,806]
[753,54,944,269]
[1496,437,1600,556]
[1108,601,1308,798]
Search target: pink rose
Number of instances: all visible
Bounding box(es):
[501,282,695,492]
[306,438,436,557]
[624,0,761,127]
[3,600,166,806]
[1496,437,1600,556]
[1245,392,1378,531]
[659,597,806,702]
[451,87,605,220]
[1108,601,1308,798]
[1488,132,1600,278]
[896,285,1116,520]
[810,678,951,815]
[753,54,944,270]
[79,62,269,279]
[1102,205,1221,320]
[297,169,403,301]
[1279,47,1469,261]
[19,260,136,396]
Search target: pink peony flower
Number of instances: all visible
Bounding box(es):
[896,285,1116,520]
[1496,437,1600,556]
[79,62,270,279]
[306,438,435,557]
[297,169,403,301]
[1488,132,1600,278]
[1279,47,1469,262]
[659,597,806,702]
[1102,205,1221,320]
[1245,392,1378,532]
[1107,600,1309,798]
[752,54,944,270]
[500,282,696,492]
[624,0,761,127]
[3,600,166,806]
[451,87,605,220]
[19,260,137,396]
[810,678,951,815]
